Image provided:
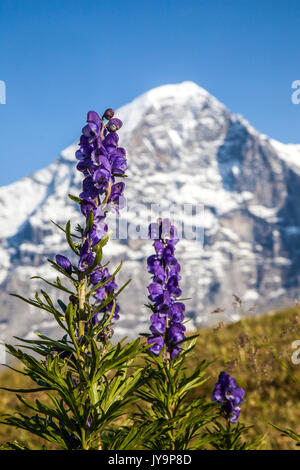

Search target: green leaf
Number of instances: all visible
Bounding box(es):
[30,276,75,295]
[91,232,110,252]
[66,220,80,255]
[68,193,83,204]
[50,219,81,238]
[81,244,103,277]
[86,209,94,233]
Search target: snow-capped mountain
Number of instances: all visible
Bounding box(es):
[1,81,300,342]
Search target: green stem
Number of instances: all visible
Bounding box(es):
[165,361,176,449]
[78,279,86,338]
[80,427,88,450]
[226,419,231,449]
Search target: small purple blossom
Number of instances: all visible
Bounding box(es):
[80,198,97,218]
[89,267,119,323]
[55,255,72,275]
[107,118,123,132]
[168,322,186,344]
[212,371,245,423]
[78,240,94,272]
[148,334,164,356]
[150,313,166,334]
[87,110,102,128]
[89,222,108,247]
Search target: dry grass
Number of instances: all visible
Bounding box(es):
[192,305,300,449]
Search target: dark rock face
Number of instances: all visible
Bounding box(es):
[1,81,300,341]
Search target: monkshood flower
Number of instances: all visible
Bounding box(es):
[89,266,120,322]
[56,254,72,275]
[212,371,245,423]
[147,218,186,359]
[56,107,127,341]
[78,240,94,272]
[75,108,126,334]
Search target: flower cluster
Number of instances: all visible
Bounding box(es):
[56,108,127,333]
[146,218,186,359]
[211,371,245,423]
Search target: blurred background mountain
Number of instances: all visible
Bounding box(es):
[1,82,300,341]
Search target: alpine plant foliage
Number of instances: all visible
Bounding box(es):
[0,108,145,450]
[0,107,264,451]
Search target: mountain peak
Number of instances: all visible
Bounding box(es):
[134,80,210,101]
[117,81,227,137]
[62,82,217,160]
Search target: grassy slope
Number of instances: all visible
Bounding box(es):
[0,306,299,449]
[192,306,300,449]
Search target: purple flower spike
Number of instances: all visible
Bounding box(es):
[146,219,186,359]
[55,255,72,275]
[74,108,128,341]
[212,371,245,423]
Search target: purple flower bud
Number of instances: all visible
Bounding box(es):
[107,118,123,132]
[97,154,112,171]
[55,255,72,275]
[103,108,115,120]
[89,268,104,285]
[111,182,125,195]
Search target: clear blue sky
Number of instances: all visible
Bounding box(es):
[0,0,300,186]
